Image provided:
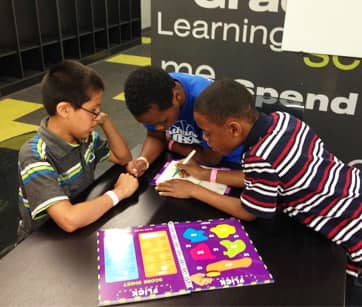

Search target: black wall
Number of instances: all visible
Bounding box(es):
[151,0,362,168]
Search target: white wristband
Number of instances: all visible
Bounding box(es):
[105,190,120,207]
[136,156,150,170]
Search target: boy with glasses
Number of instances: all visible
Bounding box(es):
[18,60,138,234]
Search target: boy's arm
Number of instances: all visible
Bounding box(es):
[47,198,114,232]
[97,113,132,165]
[138,130,166,163]
[192,187,255,221]
[127,130,166,177]
[178,161,245,188]
[156,180,255,221]
[47,173,138,232]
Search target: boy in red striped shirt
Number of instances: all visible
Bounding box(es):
[156,79,361,305]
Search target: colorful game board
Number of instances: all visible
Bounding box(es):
[151,160,231,195]
[97,218,274,306]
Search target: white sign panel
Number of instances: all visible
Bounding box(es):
[282,0,362,58]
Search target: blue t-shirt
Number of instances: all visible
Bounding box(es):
[145,72,243,164]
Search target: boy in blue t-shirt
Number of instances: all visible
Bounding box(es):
[124,66,243,177]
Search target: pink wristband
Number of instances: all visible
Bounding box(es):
[168,140,175,151]
[210,168,218,183]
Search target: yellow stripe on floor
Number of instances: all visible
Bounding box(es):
[106,54,151,66]
[113,92,125,101]
[142,37,151,44]
[0,98,42,142]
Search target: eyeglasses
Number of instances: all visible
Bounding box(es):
[79,106,101,119]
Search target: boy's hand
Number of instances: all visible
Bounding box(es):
[156,180,197,199]
[126,159,148,177]
[96,112,108,126]
[177,159,207,180]
[114,173,139,199]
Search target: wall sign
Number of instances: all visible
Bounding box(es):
[151,0,362,166]
[282,0,362,59]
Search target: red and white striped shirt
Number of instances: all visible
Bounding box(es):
[240,112,362,277]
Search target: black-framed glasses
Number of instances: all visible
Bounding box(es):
[79,106,101,119]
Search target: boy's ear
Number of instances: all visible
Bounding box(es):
[173,83,185,105]
[56,102,73,119]
[173,89,181,104]
[226,120,242,136]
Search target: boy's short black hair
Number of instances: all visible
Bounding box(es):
[195,79,257,125]
[41,60,104,116]
[124,66,175,116]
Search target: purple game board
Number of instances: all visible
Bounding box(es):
[97,218,274,306]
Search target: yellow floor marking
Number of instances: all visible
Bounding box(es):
[0,98,42,142]
[0,132,36,150]
[113,92,125,101]
[142,37,151,44]
[106,54,151,66]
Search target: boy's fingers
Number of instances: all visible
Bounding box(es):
[178,164,187,171]
[158,191,173,197]
[131,168,138,176]
[156,182,171,191]
[179,170,187,177]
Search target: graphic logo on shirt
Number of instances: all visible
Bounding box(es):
[168,120,200,144]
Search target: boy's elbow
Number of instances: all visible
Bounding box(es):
[58,218,79,233]
[234,208,256,222]
[243,214,257,222]
[61,223,78,233]
[47,201,81,233]
[53,214,80,233]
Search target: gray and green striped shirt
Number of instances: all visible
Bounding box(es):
[18,117,110,232]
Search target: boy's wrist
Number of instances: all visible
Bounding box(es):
[99,114,109,126]
[113,188,127,202]
[136,156,149,169]
[105,190,120,206]
[200,168,210,181]
[189,182,200,198]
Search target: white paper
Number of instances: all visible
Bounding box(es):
[282,0,362,58]
[156,161,228,195]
